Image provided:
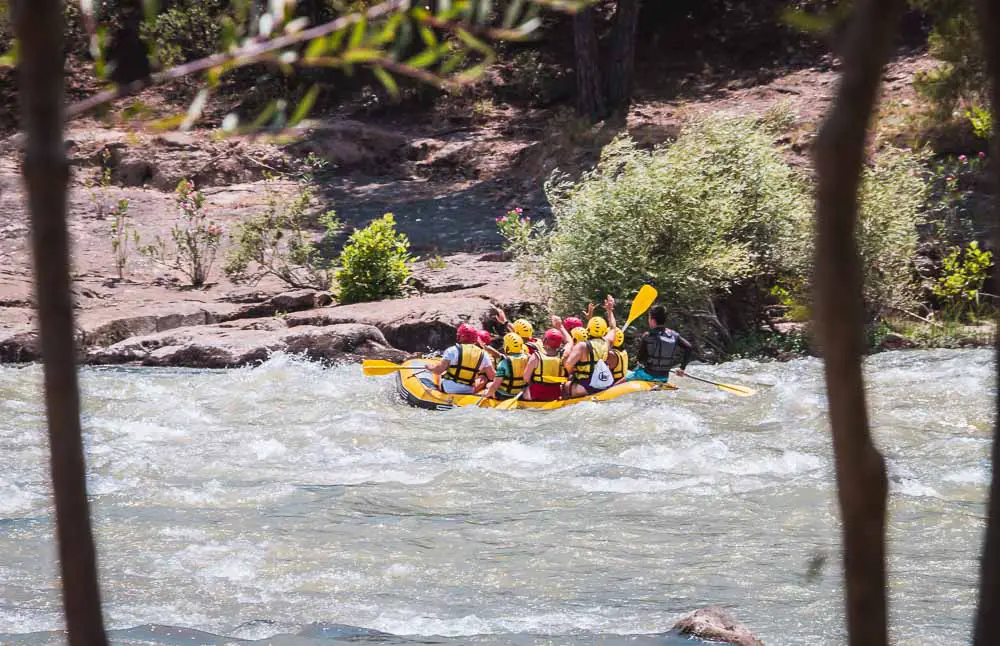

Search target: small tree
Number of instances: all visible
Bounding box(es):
[141,179,223,287]
[109,198,139,280]
[933,241,993,320]
[224,178,340,289]
[335,213,411,304]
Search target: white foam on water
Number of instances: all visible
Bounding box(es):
[944,467,989,485]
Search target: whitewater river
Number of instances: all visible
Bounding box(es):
[0,349,994,645]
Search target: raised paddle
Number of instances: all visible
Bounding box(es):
[362,359,435,376]
[622,284,658,332]
[495,376,568,410]
[677,371,755,397]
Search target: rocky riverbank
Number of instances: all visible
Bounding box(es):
[0,252,544,368]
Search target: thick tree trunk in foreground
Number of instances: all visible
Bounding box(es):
[974,1,1000,643]
[572,6,606,121]
[606,0,640,113]
[14,1,108,644]
[811,0,902,643]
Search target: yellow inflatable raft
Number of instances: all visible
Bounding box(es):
[394,359,676,411]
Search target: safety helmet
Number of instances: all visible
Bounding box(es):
[571,326,588,343]
[587,316,609,339]
[543,328,563,347]
[612,328,625,348]
[512,318,533,340]
[457,323,479,344]
[503,332,524,354]
[478,330,493,345]
[563,316,583,331]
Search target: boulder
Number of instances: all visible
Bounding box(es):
[671,607,764,646]
[87,320,407,368]
[221,289,333,320]
[0,330,41,362]
[79,302,241,347]
[285,294,499,352]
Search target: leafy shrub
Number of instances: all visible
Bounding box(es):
[967,104,993,141]
[933,241,993,320]
[533,116,812,314]
[140,2,223,68]
[910,0,987,119]
[335,213,412,304]
[141,179,223,287]
[110,199,140,280]
[224,179,341,289]
[855,147,928,316]
[923,152,987,249]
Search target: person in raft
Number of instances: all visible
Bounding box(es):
[625,304,693,383]
[597,294,629,382]
[522,328,566,402]
[429,322,496,394]
[483,333,530,400]
[562,315,617,398]
[494,309,543,354]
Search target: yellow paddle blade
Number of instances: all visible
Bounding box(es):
[714,382,755,397]
[362,360,434,376]
[496,392,524,410]
[624,284,658,330]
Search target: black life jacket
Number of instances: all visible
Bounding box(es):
[644,328,679,376]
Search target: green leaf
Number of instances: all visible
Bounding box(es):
[502,0,525,29]
[248,101,278,131]
[440,50,467,75]
[348,16,367,49]
[328,27,348,53]
[371,13,404,45]
[780,7,835,34]
[343,48,382,63]
[304,36,329,60]
[181,89,210,131]
[404,47,440,69]
[0,40,18,68]
[289,84,320,127]
[372,67,399,99]
[456,61,489,83]
[418,25,437,48]
[149,113,188,131]
[455,28,491,54]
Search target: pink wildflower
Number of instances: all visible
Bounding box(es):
[959,154,967,162]
[980,151,987,159]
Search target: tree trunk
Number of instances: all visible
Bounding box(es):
[572,6,606,121]
[606,0,640,113]
[811,0,902,644]
[974,0,1000,643]
[14,0,108,644]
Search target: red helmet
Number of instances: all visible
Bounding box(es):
[543,328,563,347]
[478,330,493,345]
[563,316,583,331]
[457,323,479,343]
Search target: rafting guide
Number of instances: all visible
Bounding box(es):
[362,285,755,409]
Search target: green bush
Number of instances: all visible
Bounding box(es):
[854,147,928,316]
[224,178,341,290]
[140,2,223,68]
[910,0,987,119]
[533,115,813,314]
[335,213,412,304]
[933,241,993,320]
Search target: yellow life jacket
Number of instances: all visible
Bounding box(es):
[611,348,628,381]
[531,351,565,384]
[500,353,529,394]
[573,338,609,382]
[445,343,484,386]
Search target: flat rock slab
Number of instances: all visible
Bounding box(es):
[87,321,408,368]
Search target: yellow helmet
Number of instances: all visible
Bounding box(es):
[612,328,624,348]
[587,316,608,339]
[503,332,525,354]
[571,326,589,343]
[512,318,533,340]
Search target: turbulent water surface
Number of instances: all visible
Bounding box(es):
[0,350,994,645]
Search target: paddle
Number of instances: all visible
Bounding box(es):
[622,284,658,332]
[362,359,435,376]
[495,376,568,410]
[677,371,755,397]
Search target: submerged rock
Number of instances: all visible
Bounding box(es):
[672,606,764,646]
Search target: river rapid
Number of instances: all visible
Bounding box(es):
[0,349,994,645]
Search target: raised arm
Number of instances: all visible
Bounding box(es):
[603,294,617,330]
